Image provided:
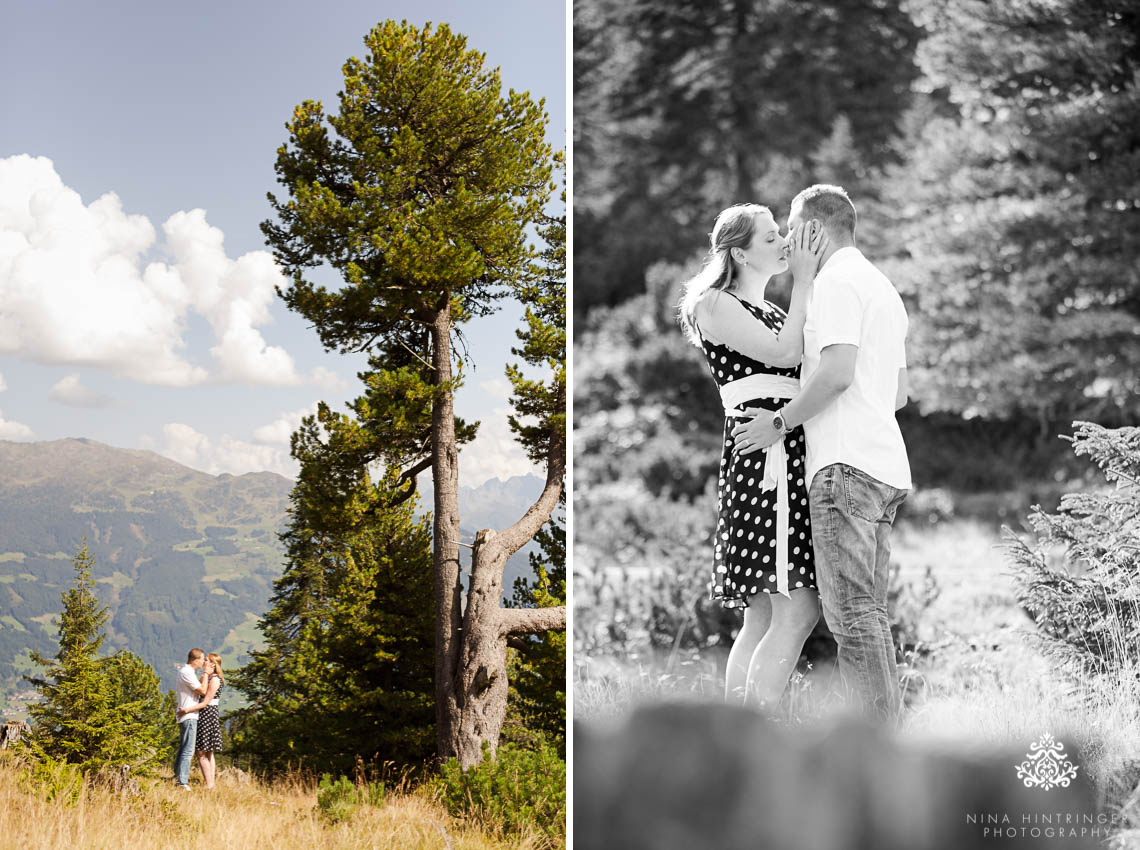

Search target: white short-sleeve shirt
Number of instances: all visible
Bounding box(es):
[801,247,912,490]
[176,663,201,722]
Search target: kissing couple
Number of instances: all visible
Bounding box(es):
[173,647,226,790]
[678,184,911,722]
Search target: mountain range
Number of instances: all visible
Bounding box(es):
[0,438,546,718]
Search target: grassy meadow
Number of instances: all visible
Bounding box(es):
[574,509,1140,843]
[0,758,553,850]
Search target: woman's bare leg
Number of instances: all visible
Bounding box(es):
[745,588,819,709]
[203,752,216,789]
[724,593,772,704]
[195,749,208,786]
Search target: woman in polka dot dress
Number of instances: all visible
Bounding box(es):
[678,203,829,709]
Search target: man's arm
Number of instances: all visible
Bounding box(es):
[180,665,208,696]
[895,367,908,411]
[178,677,220,717]
[781,344,856,429]
[730,344,856,453]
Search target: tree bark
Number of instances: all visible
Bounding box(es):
[451,429,566,768]
[430,303,465,762]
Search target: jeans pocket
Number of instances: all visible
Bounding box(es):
[882,489,909,524]
[841,465,891,523]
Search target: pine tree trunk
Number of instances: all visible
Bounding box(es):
[450,448,567,769]
[454,533,511,767]
[430,304,465,762]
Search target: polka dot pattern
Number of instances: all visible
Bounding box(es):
[700,292,817,608]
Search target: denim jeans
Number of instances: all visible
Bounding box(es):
[174,715,198,785]
[809,463,908,722]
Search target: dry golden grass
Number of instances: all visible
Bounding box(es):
[0,759,548,850]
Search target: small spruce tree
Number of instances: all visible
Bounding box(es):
[24,540,172,774]
[1007,422,1140,680]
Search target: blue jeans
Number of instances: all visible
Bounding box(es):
[174,715,197,785]
[808,463,907,722]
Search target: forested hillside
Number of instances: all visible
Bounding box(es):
[0,438,544,717]
[0,438,291,714]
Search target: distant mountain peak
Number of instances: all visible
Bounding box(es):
[0,438,292,488]
[0,437,295,713]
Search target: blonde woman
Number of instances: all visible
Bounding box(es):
[678,203,827,709]
[178,653,224,789]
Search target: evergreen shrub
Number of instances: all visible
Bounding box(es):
[1008,422,1140,680]
[436,740,566,847]
[314,772,386,825]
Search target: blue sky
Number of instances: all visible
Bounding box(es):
[0,0,565,485]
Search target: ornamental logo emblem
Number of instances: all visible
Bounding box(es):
[1016,733,1079,790]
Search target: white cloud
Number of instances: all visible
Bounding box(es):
[0,371,32,438]
[478,377,514,399]
[311,365,349,392]
[0,156,204,385]
[162,209,301,385]
[0,155,318,387]
[48,373,115,408]
[458,380,539,486]
[0,409,33,440]
[159,422,298,478]
[152,389,538,486]
[460,406,540,486]
[252,403,319,447]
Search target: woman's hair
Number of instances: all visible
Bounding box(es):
[678,203,771,346]
[207,653,224,687]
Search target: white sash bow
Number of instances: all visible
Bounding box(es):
[720,374,801,597]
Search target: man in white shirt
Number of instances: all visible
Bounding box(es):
[174,647,208,788]
[732,184,911,722]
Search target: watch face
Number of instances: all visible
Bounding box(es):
[773,413,785,432]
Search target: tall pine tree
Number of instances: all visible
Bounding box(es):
[261,20,564,767]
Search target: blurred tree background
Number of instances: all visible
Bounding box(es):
[574,0,1139,516]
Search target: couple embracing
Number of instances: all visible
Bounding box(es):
[173,647,225,790]
[680,184,910,723]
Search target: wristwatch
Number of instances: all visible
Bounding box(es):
[772,409,790,435]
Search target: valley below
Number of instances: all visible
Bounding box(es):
[0,438,544,718]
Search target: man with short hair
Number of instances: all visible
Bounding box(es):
[732,184,911,722]
[174,648,208,788]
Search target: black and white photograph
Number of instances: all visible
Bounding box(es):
[572,1,1138,847]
